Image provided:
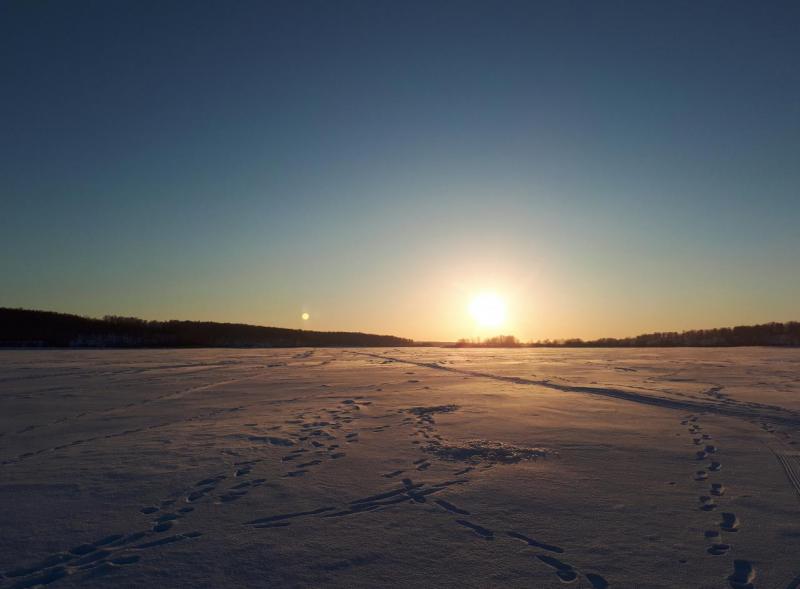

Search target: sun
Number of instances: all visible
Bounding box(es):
[301,312,310,321]
[469,293,506,328]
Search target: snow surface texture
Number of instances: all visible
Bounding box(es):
[1,347,799,588]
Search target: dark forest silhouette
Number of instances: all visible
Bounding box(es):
[3,308,799,348]
[454,335,523,348]
[455,322,800,348]
[0,308,412,348]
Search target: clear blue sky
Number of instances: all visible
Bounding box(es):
[2,1,799,340]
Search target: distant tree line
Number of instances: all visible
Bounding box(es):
[0,308,413,348]
[454,322,800,348]
[454,335,522,348]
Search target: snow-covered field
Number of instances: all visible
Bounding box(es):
[1,348,799,589]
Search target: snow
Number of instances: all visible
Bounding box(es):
[1,347,799,588]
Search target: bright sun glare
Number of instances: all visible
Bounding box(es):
[469,293,506,328]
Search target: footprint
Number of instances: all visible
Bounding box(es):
[69,544,96,556]
[8,566,67,587]
[711,483,725,496]
[455,519,494,540]
[152,521,173,533]
[721,512,740,532]
[74,549,112,566]
[699,496,717,511]
[406,488,429,503]
[728,559,755,589]
[282,470,308,477]
[537,555,578,582]
[246,507,335,525]
[507,531,564,554]
[708,542,731,556]
[94,534,124,547]
[186,487,213,502]
[434,499,470,515]
[709,461,722,472]
[351,484,421,506]
[4,554,73,579]
[135,531,202,549]
[382,470,404,478]
[585,573,609,589]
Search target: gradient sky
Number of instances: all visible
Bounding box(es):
[2,1,799,341]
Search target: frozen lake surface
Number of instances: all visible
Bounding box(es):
[1,347,799,588]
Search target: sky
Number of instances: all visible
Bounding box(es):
[2,0,799,342]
